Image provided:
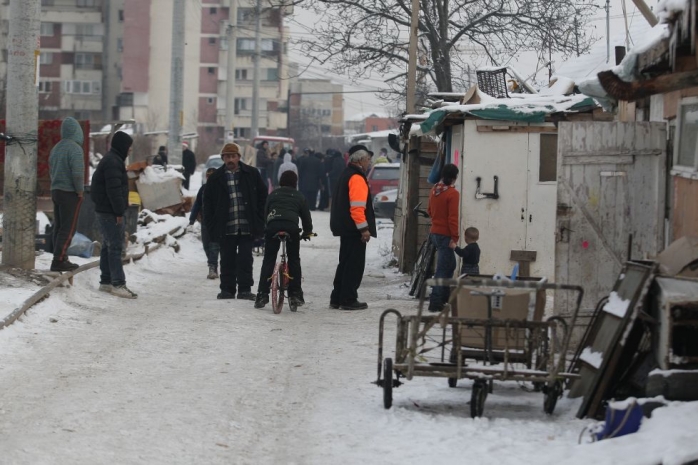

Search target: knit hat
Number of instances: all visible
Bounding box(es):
[348,144,373,157]
[221,142,241,156]
[279,170,298,188]
[111,131,133,159]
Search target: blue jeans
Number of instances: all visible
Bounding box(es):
[97,213,126,286]
[429,233,456,307]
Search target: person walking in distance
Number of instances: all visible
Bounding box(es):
[203,143,267,300]
[90,131,138,299]
[256,141,271,189]
[329,145,376,310]
[298,150,324,211]
[48,117,85,272]
[189,167,220,279]
[181,141,197,190]
[427,163,460,312]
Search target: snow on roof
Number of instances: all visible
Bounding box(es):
[411,90,595,136]
[346,111,392,121]
[348,129,398,139]
[555,18,654,83]
[656,0,689,23]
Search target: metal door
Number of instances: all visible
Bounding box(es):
[556,122,666,314]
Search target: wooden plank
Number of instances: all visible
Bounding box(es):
[564,149,662,157]
[562,156,635,165]
[510,250,537,262]
[477,126,557,133]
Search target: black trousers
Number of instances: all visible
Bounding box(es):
[183,172,191,190]
[219,233,254,294]
[257,225,301,295]
[318,185,329,211]
[301,189,317,210]
[331,233,366,305]
[51,189,83,262]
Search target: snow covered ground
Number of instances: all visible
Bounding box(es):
[1,212,698,464]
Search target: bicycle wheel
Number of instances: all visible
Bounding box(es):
[414,241,436,299]
[271,264,284,314]
[408,241,428,296]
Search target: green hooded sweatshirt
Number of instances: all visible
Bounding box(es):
[49,117,85,193]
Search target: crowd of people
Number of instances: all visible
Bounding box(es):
[48,119,475,310]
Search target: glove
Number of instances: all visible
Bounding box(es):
[301,232,312,241]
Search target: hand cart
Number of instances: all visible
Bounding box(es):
[374,278,584,417]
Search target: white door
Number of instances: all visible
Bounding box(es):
[526,132,559,279]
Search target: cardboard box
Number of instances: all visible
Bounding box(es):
[449,286,544,350]
[657,236,698,278]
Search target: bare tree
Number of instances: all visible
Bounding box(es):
[295,0,597,105]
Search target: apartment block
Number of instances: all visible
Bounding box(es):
[288,79,344,143]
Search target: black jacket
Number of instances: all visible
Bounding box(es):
[265,187,313,234]
[91,147,129,216]
[299,153,324,192]
[182,148,196,176]
[330,163,377,237]
[189,184,205,224]
[328,154,345,183]
[203,162,267,240]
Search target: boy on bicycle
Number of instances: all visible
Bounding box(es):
[254,170,313,309]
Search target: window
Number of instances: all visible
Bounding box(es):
[40,23,55,37]
[207,67,215,75]
[265,68,278,81]
[75,24,95,37]
[235,69,248,80]
[41,0,54,6]
[76,0,96,7]
[237,38,255,52]
[74,111,90,120]
[38,81,52,93]
[208,37,216,45]
[118,10,124,21]
[207,97,215,104]
[261,39,276,52]
[675,101,698,171]
[39,52,53,65]
[117,38,123,52]
[234,98,249,115]
[237,8,254,24]
[539,133,558,182]
[209,7,217,14]
[370,166,400,180]
[75,53,96,69]
[63,80,101,95]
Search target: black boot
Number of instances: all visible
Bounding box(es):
[254,293,269,309]
[50,259,79,272]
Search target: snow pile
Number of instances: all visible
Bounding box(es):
[539,76,575,96]
[580,346,604,369]
[602,291,631,318]
[131,210,189,247]
[657,0,689,23]
[137,165,184,185]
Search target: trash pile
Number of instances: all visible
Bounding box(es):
[125,161,192,216]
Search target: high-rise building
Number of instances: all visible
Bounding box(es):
[288,79,343,150]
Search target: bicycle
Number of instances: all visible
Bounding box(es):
[270,231,316,314]
[408,203,436,299]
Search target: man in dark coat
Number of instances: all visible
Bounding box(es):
[203,142,267,300]
[91,131,137,299]
[256,141,271,190]
[298,151,324,210]
[328,149,345,201]
[181,141,197,190]
[153,145,168,166]
[329,145,377,310]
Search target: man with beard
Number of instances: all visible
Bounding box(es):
[204,143,267,300]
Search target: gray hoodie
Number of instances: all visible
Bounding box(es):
[277,153,298,181]
[49,117,85,193]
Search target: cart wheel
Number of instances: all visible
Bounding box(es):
[470,381,487,418]
[383,358,393,409]
[544,381,563,415]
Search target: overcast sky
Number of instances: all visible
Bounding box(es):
[285,0,657,119]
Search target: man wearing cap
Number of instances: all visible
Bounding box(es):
[181,141,196,190]
[203,142,267,300]
[329,144,377,310]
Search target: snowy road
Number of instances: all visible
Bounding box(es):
[1,212,697,464]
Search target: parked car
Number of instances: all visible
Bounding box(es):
[373,188,397,220]
[205,154,224,171]
[367,162,400,194]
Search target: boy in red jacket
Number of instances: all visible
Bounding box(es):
[427,163,459,312]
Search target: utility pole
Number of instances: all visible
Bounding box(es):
[168,0,185,166]
[606,0,611,63]
[405,0,420,114]
[251,0,262,140]
[2,0,40,269]
[225,0,238,143]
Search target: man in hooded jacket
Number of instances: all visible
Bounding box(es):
[91,131,138,299]
[48,117,85,272]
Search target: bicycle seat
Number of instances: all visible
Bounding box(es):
[273,231,290,239]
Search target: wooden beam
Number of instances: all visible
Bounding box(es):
[631,0,658,27]
[598,69,698,101]
[477,125,557,134]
